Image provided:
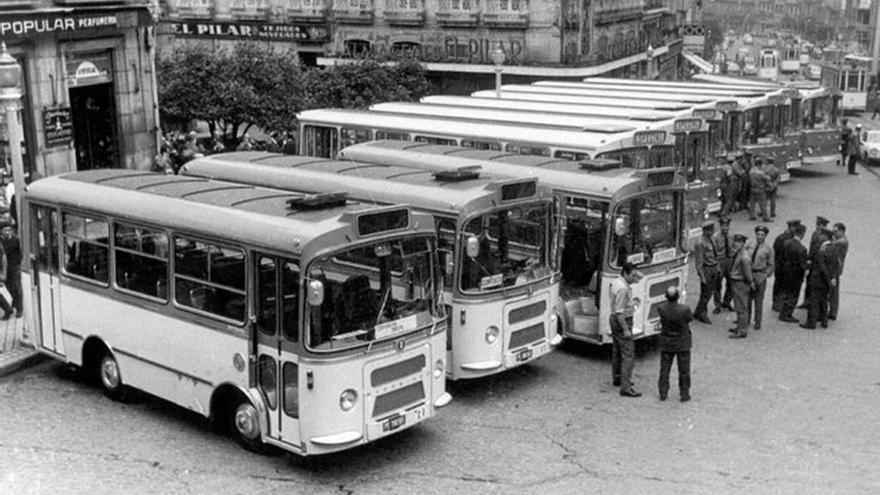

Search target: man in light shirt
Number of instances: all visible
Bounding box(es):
[609,262,643,397]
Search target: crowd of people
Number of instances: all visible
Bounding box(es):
[718,151,781,221]
[154,130,297,174]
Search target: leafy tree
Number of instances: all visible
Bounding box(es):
[157,43,304,147]
[302,59,430,109]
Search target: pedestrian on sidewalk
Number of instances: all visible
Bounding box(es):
[0,221,22,318]
[656,286,693,403]
[848,124,862,175]
[748,225,774,331]
[609,262,643,398]
[693,221,720,324]
[728,234,753,339]
[827,222,849,321]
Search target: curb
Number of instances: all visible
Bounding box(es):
[0,349,47,378]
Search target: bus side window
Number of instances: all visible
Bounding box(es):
[283,362,299,419]
[462,139,502,151]
[258,355,278,410]
[281,261,300,342]
[173,236,246,323]
[62,212,109,284]
[435,218,456,289]
[113,222,169,300]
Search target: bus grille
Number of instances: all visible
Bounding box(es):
[509,323,545,349]
[649,278,680,297]
[371,355,426,387]
[373,382,425,418]
[648,302,664,320]
[508,301,547,324]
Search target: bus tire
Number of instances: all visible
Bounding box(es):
[97,349,128,402]
[230,397,270,454]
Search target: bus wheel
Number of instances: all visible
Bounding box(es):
[98,350,128,402]
[231,399,269,454]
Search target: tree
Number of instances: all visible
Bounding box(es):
[302,59,430,110]
[157,43,304,147]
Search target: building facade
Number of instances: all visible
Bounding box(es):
[0,0,158,180]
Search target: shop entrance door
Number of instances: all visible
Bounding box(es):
[69,82,118,170]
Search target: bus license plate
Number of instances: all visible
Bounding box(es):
[383,414,406,432]
[516,348,533,362]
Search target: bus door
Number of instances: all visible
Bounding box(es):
[254,254,301,449]
[31,205,64,355]
[559,196,607,339]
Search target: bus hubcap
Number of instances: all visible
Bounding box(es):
[101,356,120,389]
[234,403,260,440]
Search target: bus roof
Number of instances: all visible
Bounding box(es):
[534,80,772,98]
[297,108,667,152]
[183,152,546,216]
[582,76,782,93]
[470,91,695,111]
[370,102,649,133]
[337,140,678,200]
[420,95,678,121]
[495,84,720,104]
[26,170,430,255]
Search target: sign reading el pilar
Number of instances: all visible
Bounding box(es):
[159,21,330,43]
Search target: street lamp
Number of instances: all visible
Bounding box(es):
[645,44,655,79]
[0,42,29,347]
[491,47,506,98]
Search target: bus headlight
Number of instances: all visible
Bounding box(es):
[485,325,500,344]
[632,297,641,313]
[433,359,445,379]
[339,389,358,411]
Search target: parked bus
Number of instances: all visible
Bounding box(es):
[26,170,450,456]
[181,152,560,380]
[533,80,770,98]
[421,95,679,122]
[338,140,688,345]
[491,84,721,104]
[757,48,779,80]
[821,54,871,113]
[780,45,801,73]
[470,90,695,112]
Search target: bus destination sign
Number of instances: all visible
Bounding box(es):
[633,130,667,146]
[674,118,702,133]
[715,101,739,112]
[767,94,787,105]
[692,109,717,120]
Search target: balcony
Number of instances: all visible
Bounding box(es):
[229,0,270,20]
[287,0,330,23]
[332,0,374,23]
[482,0,527,28]
[436,0,479,27]
[170,0,214,20]
[384,5,425,26]
[594,3,642,25]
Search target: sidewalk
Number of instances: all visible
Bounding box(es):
[0,316,44,378]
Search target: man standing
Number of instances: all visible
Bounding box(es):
[801,216,831,308]
[0,221,21,318]
[839,118,850,166]
[609,262,642,397]
[848,124,861,175]
[656,286,693,403]
[763,157,781,219]
[693,221,720,324]
[828,222,849,321]
[801,229,834,329]
[778,224,808,323]
[772,219,801,311]
[728,234,753,339]
[749,225,774,330]
[748,157,771,222]
[712,217,735,313]
[719,155,737,216]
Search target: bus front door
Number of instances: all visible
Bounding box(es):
[31,205,64,356]
[254,255,302,451]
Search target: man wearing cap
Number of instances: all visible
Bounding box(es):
[712,217,735,312]
[748,157,771,222]
[763,157,781,218]
[609,262,643,397]
[748,225,774,330]
[827,222,849,320]
[801,228,835,329]
[847,124,861,175]
[656,285,693,402]
[736,152,751,212]
[719,155,735,216]
[772,219,801,311]
[800,216,831,307]
[778,224,808,323]
[693,221,720,324]
[728,233,753,339]
[839,118,850,167]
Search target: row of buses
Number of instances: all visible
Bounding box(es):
[22,75,841,459]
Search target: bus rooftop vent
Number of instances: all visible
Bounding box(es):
[432,166,481,182]
[287,192,348,210]
[579,159,623,171]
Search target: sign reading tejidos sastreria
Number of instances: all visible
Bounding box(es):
[42,106,74,148]
[158,21,330,43]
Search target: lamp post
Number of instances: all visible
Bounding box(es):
[645,44,655,79]
[491,47,506,98]
[0,42,29,347]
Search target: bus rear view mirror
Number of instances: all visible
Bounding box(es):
[466,236,480,258]
[614,217,628,237]
[307,280,325,306]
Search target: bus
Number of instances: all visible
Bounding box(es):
[780,44,801,74]
[469,90,696,112]
[757,48,779,80]
[533,80,771,98]
[337,140,688,345]
[26,170,450,456]
[181,152,560,380]
[821,55,872,113]
[490,84,723,104]
[420,95,679,122]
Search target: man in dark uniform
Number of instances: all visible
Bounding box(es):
[693,221,720,324]
[0,221,22,318]
[800,216,831,308]
[656,285,693,403]
[736,152,751,212]
[828,222,849,320]
[772,219,801,311]
[720,155,737,216]
[848,124,861,175]
[839,118,850,167]
[763,157,781,218]
[748,157,771,222]
[801,228,835,329]
[728,233,753,339]
[778,224,808,323]
[712,217,735,313]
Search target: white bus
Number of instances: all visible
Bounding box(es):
[420,95,679,122]
[757,48,779,80]
[780,45,801,73]
[27,170,450,456]
[338,140,688,345]
[182,153,560,380]
[489,84,720,104]
[470,90,696,112]
[533,80,771,98]
[821,55,871,113]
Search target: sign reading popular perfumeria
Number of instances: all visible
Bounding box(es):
[0,14,118,38]
[159,21,330,43]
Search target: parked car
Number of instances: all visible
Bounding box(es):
[860,129,880,165]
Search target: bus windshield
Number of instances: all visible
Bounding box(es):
[804,97,833,129]
[306,235,438,351]
[611,191,680,267]
[460,202,551,293]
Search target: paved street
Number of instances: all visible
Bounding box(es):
[2,159,880,494]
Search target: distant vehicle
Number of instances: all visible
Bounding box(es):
[807,64,822,80]
[860,129,880,165]
[743,56,758,75]
[799,53,810,66]
[757,48,779,80]
[726,61,742,75]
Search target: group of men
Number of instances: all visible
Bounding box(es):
[719,151,781,222]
